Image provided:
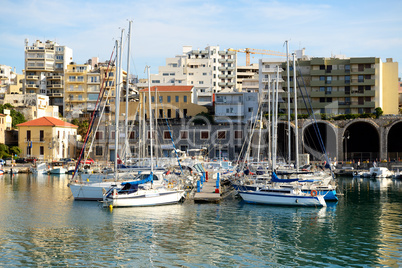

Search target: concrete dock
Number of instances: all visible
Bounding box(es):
[193,172,221,203]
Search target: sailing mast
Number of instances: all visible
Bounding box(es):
[114,29,124,176]
[293,52,299,172]
[146,66,154,174]
[124,20,132,163]
[285,40,291,164]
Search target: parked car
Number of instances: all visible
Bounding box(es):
[26,157,38,163]
[16,158,28,164]
[60,158,74,163]
[0,159,5,166]
[80,158,95,165]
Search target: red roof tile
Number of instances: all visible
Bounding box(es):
[16,117,78,128]
[139,85,193,92]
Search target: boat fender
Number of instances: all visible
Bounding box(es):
[311,190,317,197]
[295,199,298,203]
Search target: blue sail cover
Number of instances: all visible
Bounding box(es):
[121,174,153,186]
[271,172,299,183]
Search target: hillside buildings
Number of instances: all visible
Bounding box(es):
[24,39,73,113]
[137,46,237,106]
[280,55,399,115]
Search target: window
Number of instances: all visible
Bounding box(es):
[345,97,351,104]
[201,131,209,140]
[199,81,204,84]
[319,76,325,81]
[130,131,136,139]
[358,97,364,105]
[159,96,163,103]
[40,130,44,142]
[163,131,171,140]
[320,97,326,103]
[175,96,179,102]
[147,131,155,139]
[159,109,163,118]
[151,96,155,103]
[358,75,364,82]
[111,131,115,140]
[183,109,187,118]
[248,107,253,113]
[180,145,188,152]
[326,87,332,94]
[319,87,325,92]
[95,131,103,140]
[167,96,171,103]
[345,86,350,94]
[345,65,350,72]
[365,85,371,91]
[95,146,103,156]
[183,96,187,102]
[345,75,350,83]
[235,130,243,139]
[217,131,226,140]
[180,131,188,139]
[365,97,371,102]
[40,146,44,156]
[326,97,332,102]
[27,130,31,141]
[167,109,171,118]
[326,76,332,84]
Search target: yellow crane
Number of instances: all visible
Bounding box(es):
[228,48,288,66]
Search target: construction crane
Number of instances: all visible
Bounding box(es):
[228,48,288,66]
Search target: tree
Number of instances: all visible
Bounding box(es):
[71,119,89,138]
[10,146,21,157]
[0,143,10,159]
[375,107,383,119]
[0,103,26,128]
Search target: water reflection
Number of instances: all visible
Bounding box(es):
[0,174,400,267]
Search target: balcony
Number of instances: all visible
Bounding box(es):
[48,93,63,97]
[310,70,326,76]
[48,75,62,80]
[310,80,326,87]
[350,79,375,86]
[26,75,39,80]
[262,67,277,73]
[26,84,39,89]
[66,87,84,92]
[49,84,63,88]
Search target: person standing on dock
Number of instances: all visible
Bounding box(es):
[357,160,360,170]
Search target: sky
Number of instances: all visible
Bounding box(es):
[1,0,401,79]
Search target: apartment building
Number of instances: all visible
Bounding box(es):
[24,39,73,114]
[214,91,259,124]
[139,85,207,119]
[0,111,12,144]
[64,59,125,119]
[259,58,287,113]
[236,64,259,92]
[281,56,399,115]
[137,46,237,106]
[3,94,59,121]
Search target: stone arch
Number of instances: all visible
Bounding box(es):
[301,120,337,161]
[386,119,402,161]
[275,121,296,161]
[342,119,380,162]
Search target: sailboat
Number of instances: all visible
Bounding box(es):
[102,65,186,207]
[69,24,134,201]
[237,62,327,207]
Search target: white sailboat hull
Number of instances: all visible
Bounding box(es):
[104,189,185,207]
[239,191,326,207]
[69,182,121,201]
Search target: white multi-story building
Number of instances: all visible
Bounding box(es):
[24,39,73,114]
[137,46,237,106]
[259,58,287,112]
[214,91,259,124]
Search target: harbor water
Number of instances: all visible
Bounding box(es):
[0,173,400,267]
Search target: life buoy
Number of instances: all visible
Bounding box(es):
[311,190,317,197]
